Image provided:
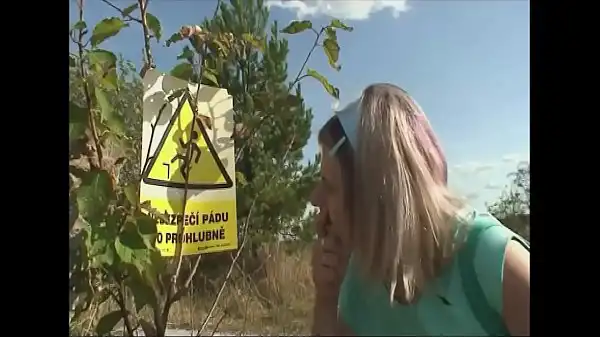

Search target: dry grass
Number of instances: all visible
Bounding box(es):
[70,242,314,336]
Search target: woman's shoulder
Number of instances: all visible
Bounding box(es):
[460,210,530,269]
[337,209,529,335]
[456,208,529,254]
[455,209,530,318]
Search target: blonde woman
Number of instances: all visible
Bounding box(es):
[310,83,530,336]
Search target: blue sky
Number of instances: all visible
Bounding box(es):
[70,0,529,210]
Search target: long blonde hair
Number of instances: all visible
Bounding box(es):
[319,83,466,304]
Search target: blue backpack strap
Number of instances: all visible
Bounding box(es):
[459,213,516,336]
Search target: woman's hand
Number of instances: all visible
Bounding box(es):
[311,208,349,336]
[312,235,346,301]
[311,208,349,303]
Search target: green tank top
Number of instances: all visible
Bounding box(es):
[338,210,529,336]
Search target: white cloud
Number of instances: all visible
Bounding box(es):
[465,192,479,201]
[266,0,409,21]
[452,162,494,174]
[484,181,502,190]
[473,164,494,173]
[452,152,529,176]
[502,153,529,164]
[449,152,529,210]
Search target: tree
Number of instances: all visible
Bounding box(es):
[169,0,346,247]
[293,208,319,242]
[488,162,530,241]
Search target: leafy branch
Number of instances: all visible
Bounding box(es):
[171,0,224,298]
[100,0,142,24]
[72,0,104,169]
[233,19,353,165]
[69,0,167,335]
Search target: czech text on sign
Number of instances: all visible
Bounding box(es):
[148,199,237,255]
[140,70,237,256]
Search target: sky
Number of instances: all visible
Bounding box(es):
[69,0,530,210]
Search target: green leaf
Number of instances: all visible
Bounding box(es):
[121,3,138,17]
[325,27,337,41]
[236,171,247,186]
[69,102,88,144]
[91,17,128,47]
[102,68,118,90]
[136,214,158,247]
[90,239,115,267]
[329,19,354,32]
[242,33,265,52]
[96,310,123,336]
[136,215,157,236]
[177,46,195,61]
[72,20,87,31]
[149,249,166,273]
[88,49,117,70]
[115,227,150,271]
[146,13,162,41]
[123,184,138,207]
[89,237,110,255]
[322,38,341,71]
[117,229,147,253]
[114,241,135,265]
[281,20,312,34]
[76,169,113,224]
[93,250,115,268]
[94,87,126,136]
[126,266,158,312]
[202,68,219,87]
[306,68,339,99]
[166,32,184,47]
[88,49,118,89]
[170,62,193,81]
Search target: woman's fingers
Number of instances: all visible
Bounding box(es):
[314,256,338,285]
[315,237,345,279]
[320,251,338,268]
[315,209,331,238]
[321,235,343,254]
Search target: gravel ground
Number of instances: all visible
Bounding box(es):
[110,328,258,336]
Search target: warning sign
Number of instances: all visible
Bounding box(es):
[140,70,237,257]
[142,93,233,190]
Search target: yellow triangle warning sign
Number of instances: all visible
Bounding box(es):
[142,93,233,190]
